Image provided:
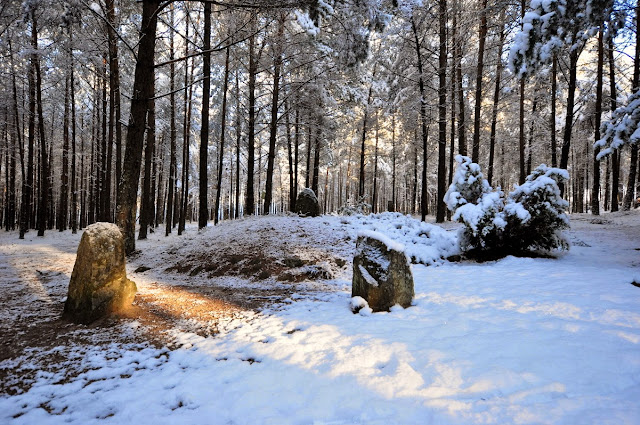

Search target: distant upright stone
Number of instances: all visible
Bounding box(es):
[295,188,320,217]
[352,231,414,312]
[63,222,137,324]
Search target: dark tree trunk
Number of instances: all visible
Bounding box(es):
[372,113,379,214]
[551,55,558,167]
[139,87,155,240]
[436,0,447,223]
[471,0,488,163]
[70,27,78,233]
[312,124,321,195]
[179,5,192,234]
[106,0,122,208]
[559,43,581,198]
[234,70,241,219]
[608,36,619,211]
[518,0,526,185]
[99,58,108,221]
[454,1,467,157]
[411,17,430,221]
[286,98,295,211]
[527,97,537,176]
[33,17,48,237]
[488,13,505,186]
[245,24,257,216]
[622,3,640,211]
[264,17,285,215]
[592,28,604,215]
[216,46,231,222]
[116,0,160,255]
[199,2,211,228]
[59,72,70,231]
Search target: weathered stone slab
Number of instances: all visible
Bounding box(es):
[352,231,414,312]
[295,188,319,217]
[63,222,137,324]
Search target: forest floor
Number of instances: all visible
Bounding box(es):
[0,211,639,424]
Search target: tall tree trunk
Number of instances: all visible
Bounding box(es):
[592,28,604,215]
[106,0,122,208]
[245,22,257,216]
[527,97,537,176]
[179,5,192,234]
[436,0,447,223]
[59,72,70,231]
[488,12,505,186]
[155,135,165,226]
[518,0,526,185]
[11,37,28,238]
[453,0,467,157]
[166,12,178,235]
[372,111,379,214]
[411,17,430,221]
[622,3,640,211]
[116,0,160,255]
[216,46,231,222]
[33,16,48,237]
[139,87,155,240]
[391,113,396,211]
[559,41,582,197]
[608,36,619,211]
[358,75,375,200]
[264,17,285,215]
[70,26,78,233]
[199,2,212,227]
[286,98,295,211]
[471,0,488,163]
[99,58,108,221]
[234,70,241,219]
[551,55,558,167]
[312,117,321,194]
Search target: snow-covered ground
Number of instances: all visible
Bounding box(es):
[1,211,639,424]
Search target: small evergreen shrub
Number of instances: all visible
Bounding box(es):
[445,157,570,258]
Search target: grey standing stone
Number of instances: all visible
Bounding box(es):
[352,233,414,312]
[63,222,137,324]
[295,188,320,217]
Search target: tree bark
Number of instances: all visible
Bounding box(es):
[245,22,257,216]
[436,0,447,223]
[592,28,604,215]
[471,0,488,163]
[622,3,640,211]
[116,0,160,255]
[559,42,581,198]
[33,16,48,237]
[216,46,231,222]
[199,2,212,228]
[488,13,505,186]
[264,17,285,215]
[608,36,619,211]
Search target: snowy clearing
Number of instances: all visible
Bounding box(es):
[1,212,639,424]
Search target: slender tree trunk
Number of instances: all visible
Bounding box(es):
[372,111,379,214]
[551,55,558,167]
[69,27,78,233]
[264,17,285,215]
[245,22,257,216]
[359,71,375,200]
[488,13,505,186]
[116,0,160,255]
[178,6,191,234]
[99,58,108,221]
[391,113,396,211]
[216,46,231,222]
[286,98,295,211]
[199,2,212,227]
[471,0,488,163]
[155,135,165,226]
[234,70,241,219]
[306,122,312,189]
[411,17,430,221]
[622,3,640,211]
[106,0,122,208]
[592,28,604,215]
[166,15,178,235]
[527,97,537,176]
[33,17,48,237]
[608,36,619,211]
[139,86,155,240]
[518,0,526,185]
[9,40,22,234]
[59,72,70,231]
[436,0,447,223]
[311,120,321,194]
[454,1,467,157]
[559,42,582,197]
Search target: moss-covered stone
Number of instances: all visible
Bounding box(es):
[63,222,137,324]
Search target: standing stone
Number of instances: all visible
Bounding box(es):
[63,222,137,324]
[295,188,320,217]
[352,231,414,312]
